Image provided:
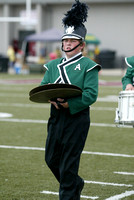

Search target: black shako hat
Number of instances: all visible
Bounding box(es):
[62,0,89,41]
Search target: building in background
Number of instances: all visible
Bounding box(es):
[0,0,134,68]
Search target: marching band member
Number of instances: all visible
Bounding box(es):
[122,56,134,90]
[40,1,101,199]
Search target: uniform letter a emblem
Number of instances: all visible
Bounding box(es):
[74,64,81,71]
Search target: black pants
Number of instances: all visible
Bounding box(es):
[45,105,90,200]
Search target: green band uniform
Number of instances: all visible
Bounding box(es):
[41,52,101,199]
[122,56,134,90]
[41,52,101,114]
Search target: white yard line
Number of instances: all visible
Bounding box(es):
[40,190,99,199]
[0,117,133,128]
[0,118,47,123]
[84,180,133,187]
[114,171,134,176]
[1,144,133,197]
[105,190,134,200]
[82,151,134,158]
[91,123,116,127]
[0,102,115,111]
[0,145,134,159]
[91,107,115,111]
[0,145,45,151]
[81,195,98,200]
[97,97,118,102]
[0,102,50,108]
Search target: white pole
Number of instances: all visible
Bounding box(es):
[0,0,32,22]
[26,0,31,19]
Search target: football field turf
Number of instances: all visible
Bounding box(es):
[0,72,134,200]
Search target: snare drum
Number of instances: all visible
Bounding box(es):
[115,91,134,125]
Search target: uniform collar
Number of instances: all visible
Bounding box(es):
[64,52,82,62]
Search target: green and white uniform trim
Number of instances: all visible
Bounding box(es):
[122,56,134,90]
[41,52,101,114]
[125,56,134,68]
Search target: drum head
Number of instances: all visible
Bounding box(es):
[119,90,134,96]
[29,84,82,103]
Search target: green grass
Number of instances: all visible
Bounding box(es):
[0,73,134,200]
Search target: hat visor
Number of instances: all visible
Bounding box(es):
[62,34,83,40]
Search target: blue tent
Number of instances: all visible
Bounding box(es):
[25,28,63,42]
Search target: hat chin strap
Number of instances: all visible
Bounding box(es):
[61,41,82,52]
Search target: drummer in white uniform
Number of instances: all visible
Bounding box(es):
[122,56,134,90]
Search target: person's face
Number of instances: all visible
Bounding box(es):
[62,38,85,59]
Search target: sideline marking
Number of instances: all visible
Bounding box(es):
[40,190,99,199]
[114,172,134,176]
[105,190,134,200]
[0,145,134,158]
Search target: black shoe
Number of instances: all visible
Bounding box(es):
[74,179,84,200]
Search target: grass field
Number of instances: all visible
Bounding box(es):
[0,71,134,200]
